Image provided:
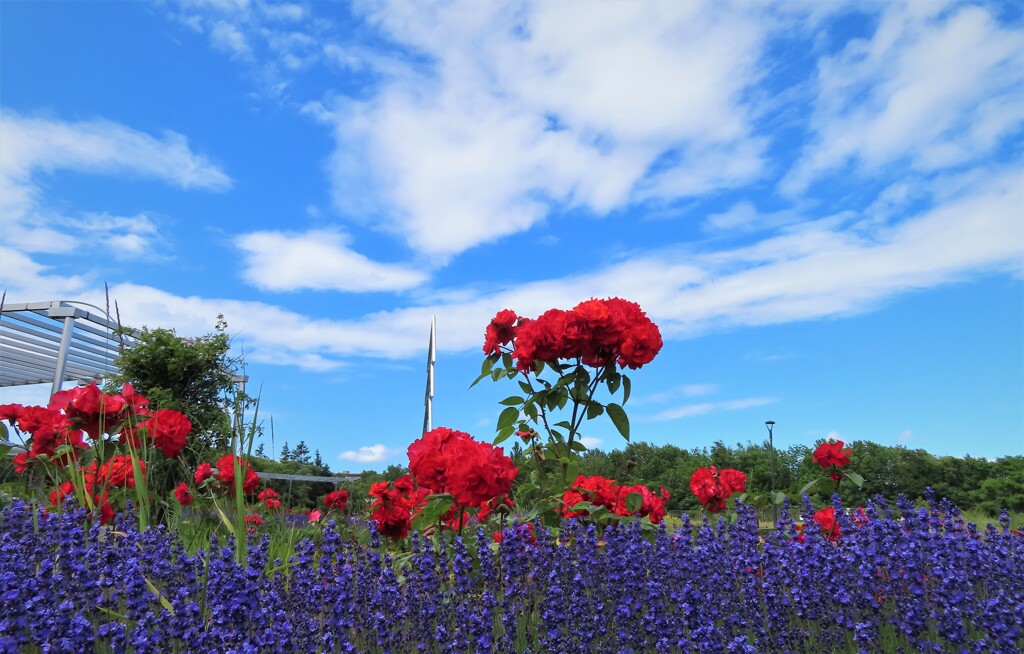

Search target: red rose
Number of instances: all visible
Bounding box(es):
[483,309,519,356]
[173,482,194,506]
[813,507,842,541]
[50,383,126,439]
[370,501,412,540]
[101,455,145,488]
[323,489,349,512]
[689,466,746,513]
[617,322,663,370]
[215,454,260,495]
[245,514,263,529]
[445,440,518,508]
[813,441,852,468]
[476,493,513,522]
[0,404,25,424]
[49,481,75,507]
[194,462,213,485]
[408,427,472,493]
[145,409,192,458]
[718,468,748,495]
[12,452,29,474]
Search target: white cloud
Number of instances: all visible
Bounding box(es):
[650,397,777,421]
[578,436,604,450]
[784,3,1023,193]
[337,444,397,463]
[235,229,428,292]
[898,429,913,443]
[0,113,228,257]
[320,1,772,259]
[4,162,1020,373]
[210,20,252,60]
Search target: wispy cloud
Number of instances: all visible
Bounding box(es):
[783,3,1023,194]
[316,2,772,260]
[0,113,229,262]
[337,444,397,463]
[236,229,428,293]
[4,164,1020,372]
[649,397,777,422]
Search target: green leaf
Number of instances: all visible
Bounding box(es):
[0,444,10,460]
[564,458,580,482]
[554,420,572,430]
[607,373,621,395]
[844,471,865,488]
[569,440,587,452]
[519,380,532,395]
[0,423,7,441]
[493,428,515,446]
[412,496,455,531]
[555,373,574,389]
[800,478,820,495]
[771,491,788,506]
[523,401,538,422]
[469,371,490,389]
[546,392,561,412]
[586,402,604,420]
[501,353,513,370]
[497,406,519,431]
[556,392,568,410]
[622,376,631,404]
[143,576,175,616]
[529,469,539,484]
[482,356,497,375]
[499,395,525,406]
[535,360,546,374]
[606,403,630,441]
[625,492,643,514]
[491,368,507,381]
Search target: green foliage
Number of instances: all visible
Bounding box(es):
[563,439,1023,516]
[249,454,337,510]
[110,316,242,515]
[111,316,238,455]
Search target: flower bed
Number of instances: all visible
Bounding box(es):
[2,496,1021,654]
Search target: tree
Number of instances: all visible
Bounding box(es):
[112,316,238,454]
[280,442,292,462]
[314,450,324,468]
[110,316,242,513]
[254,441,266,459]
[292,440,311,464]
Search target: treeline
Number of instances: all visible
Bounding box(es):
[231,437,1024,516]
[529,440,1023,515]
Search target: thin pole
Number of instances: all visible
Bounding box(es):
[422,316,436,436]
[766,420,777,527]
[51,316,76,397]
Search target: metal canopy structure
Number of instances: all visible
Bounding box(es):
[0,300,135,395]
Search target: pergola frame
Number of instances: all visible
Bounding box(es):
[0,300,136,396]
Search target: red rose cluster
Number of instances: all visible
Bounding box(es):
[689,466,747,513]
[482,298,663,371]
[213,454,261,495]
[0,382,192,473]
[560,475,671,524]
[369,474,428,540]
[407,427,519,510]
[257,488,282,512]
[323,489,349,512]
[47,453,148,524]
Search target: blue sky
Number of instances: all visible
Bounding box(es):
[1,0,1022,470]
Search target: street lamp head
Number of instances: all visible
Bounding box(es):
[765,420,775,427]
